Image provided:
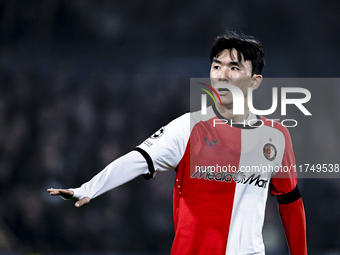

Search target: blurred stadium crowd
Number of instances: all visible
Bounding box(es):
[1,0,340,254]
[0,42,194,253]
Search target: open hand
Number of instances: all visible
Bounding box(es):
[47,188,90,207]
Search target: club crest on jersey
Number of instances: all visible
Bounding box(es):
[150,127,165,139]
[263,143,277,161]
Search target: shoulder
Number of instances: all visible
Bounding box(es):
[156,113,191,141]
[166,112,190,131]
[259,116,292,140]
[168,106,215,129]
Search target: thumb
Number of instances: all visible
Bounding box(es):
[75,196,91,208]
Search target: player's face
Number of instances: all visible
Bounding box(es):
[210,48,262,107]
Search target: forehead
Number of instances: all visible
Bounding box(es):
[213,48,253,69]
[215,48,243,62]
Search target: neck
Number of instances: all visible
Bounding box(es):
[215,103,250,122]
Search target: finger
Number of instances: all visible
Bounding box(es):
[60,189,74,198]
[47,188,74,198]
[75,196,90,208]
[47,188,62,196]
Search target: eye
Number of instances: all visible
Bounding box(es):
[231,66,240,71]
[213,65,221,70]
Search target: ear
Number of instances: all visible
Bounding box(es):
[251,74,263,91]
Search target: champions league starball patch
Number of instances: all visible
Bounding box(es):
[150,127,165,139]
[263,143,277,161]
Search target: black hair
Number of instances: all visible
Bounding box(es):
[210,30,265,75]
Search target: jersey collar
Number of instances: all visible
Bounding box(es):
[212,104,262,129]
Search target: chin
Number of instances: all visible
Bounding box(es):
[218,101,233,109]
[219,97,233,106]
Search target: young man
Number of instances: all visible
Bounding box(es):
[48,31,307,254]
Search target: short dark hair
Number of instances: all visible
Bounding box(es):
[210,31,265,75]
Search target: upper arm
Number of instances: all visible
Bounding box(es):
[135,113,190,178]
[270,124,298,199]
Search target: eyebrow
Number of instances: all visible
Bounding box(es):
[212,59,222,64]
[212,58,244,67]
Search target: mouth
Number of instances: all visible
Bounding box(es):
[214,83,231,96]
[217,88,230,96]
[218,88,230,92]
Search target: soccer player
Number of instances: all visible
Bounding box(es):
[48,31,307,255]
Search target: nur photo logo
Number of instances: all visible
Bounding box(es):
[195,81,312,127]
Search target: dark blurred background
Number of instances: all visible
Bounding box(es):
[0,0,340,254]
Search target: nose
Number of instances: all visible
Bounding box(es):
[218,68,230,82]
[218,77,229,83]
[218,67,230,82]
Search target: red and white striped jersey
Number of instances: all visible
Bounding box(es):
[137,105,298,255]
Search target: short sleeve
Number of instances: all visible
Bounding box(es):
[135,113,190,178]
